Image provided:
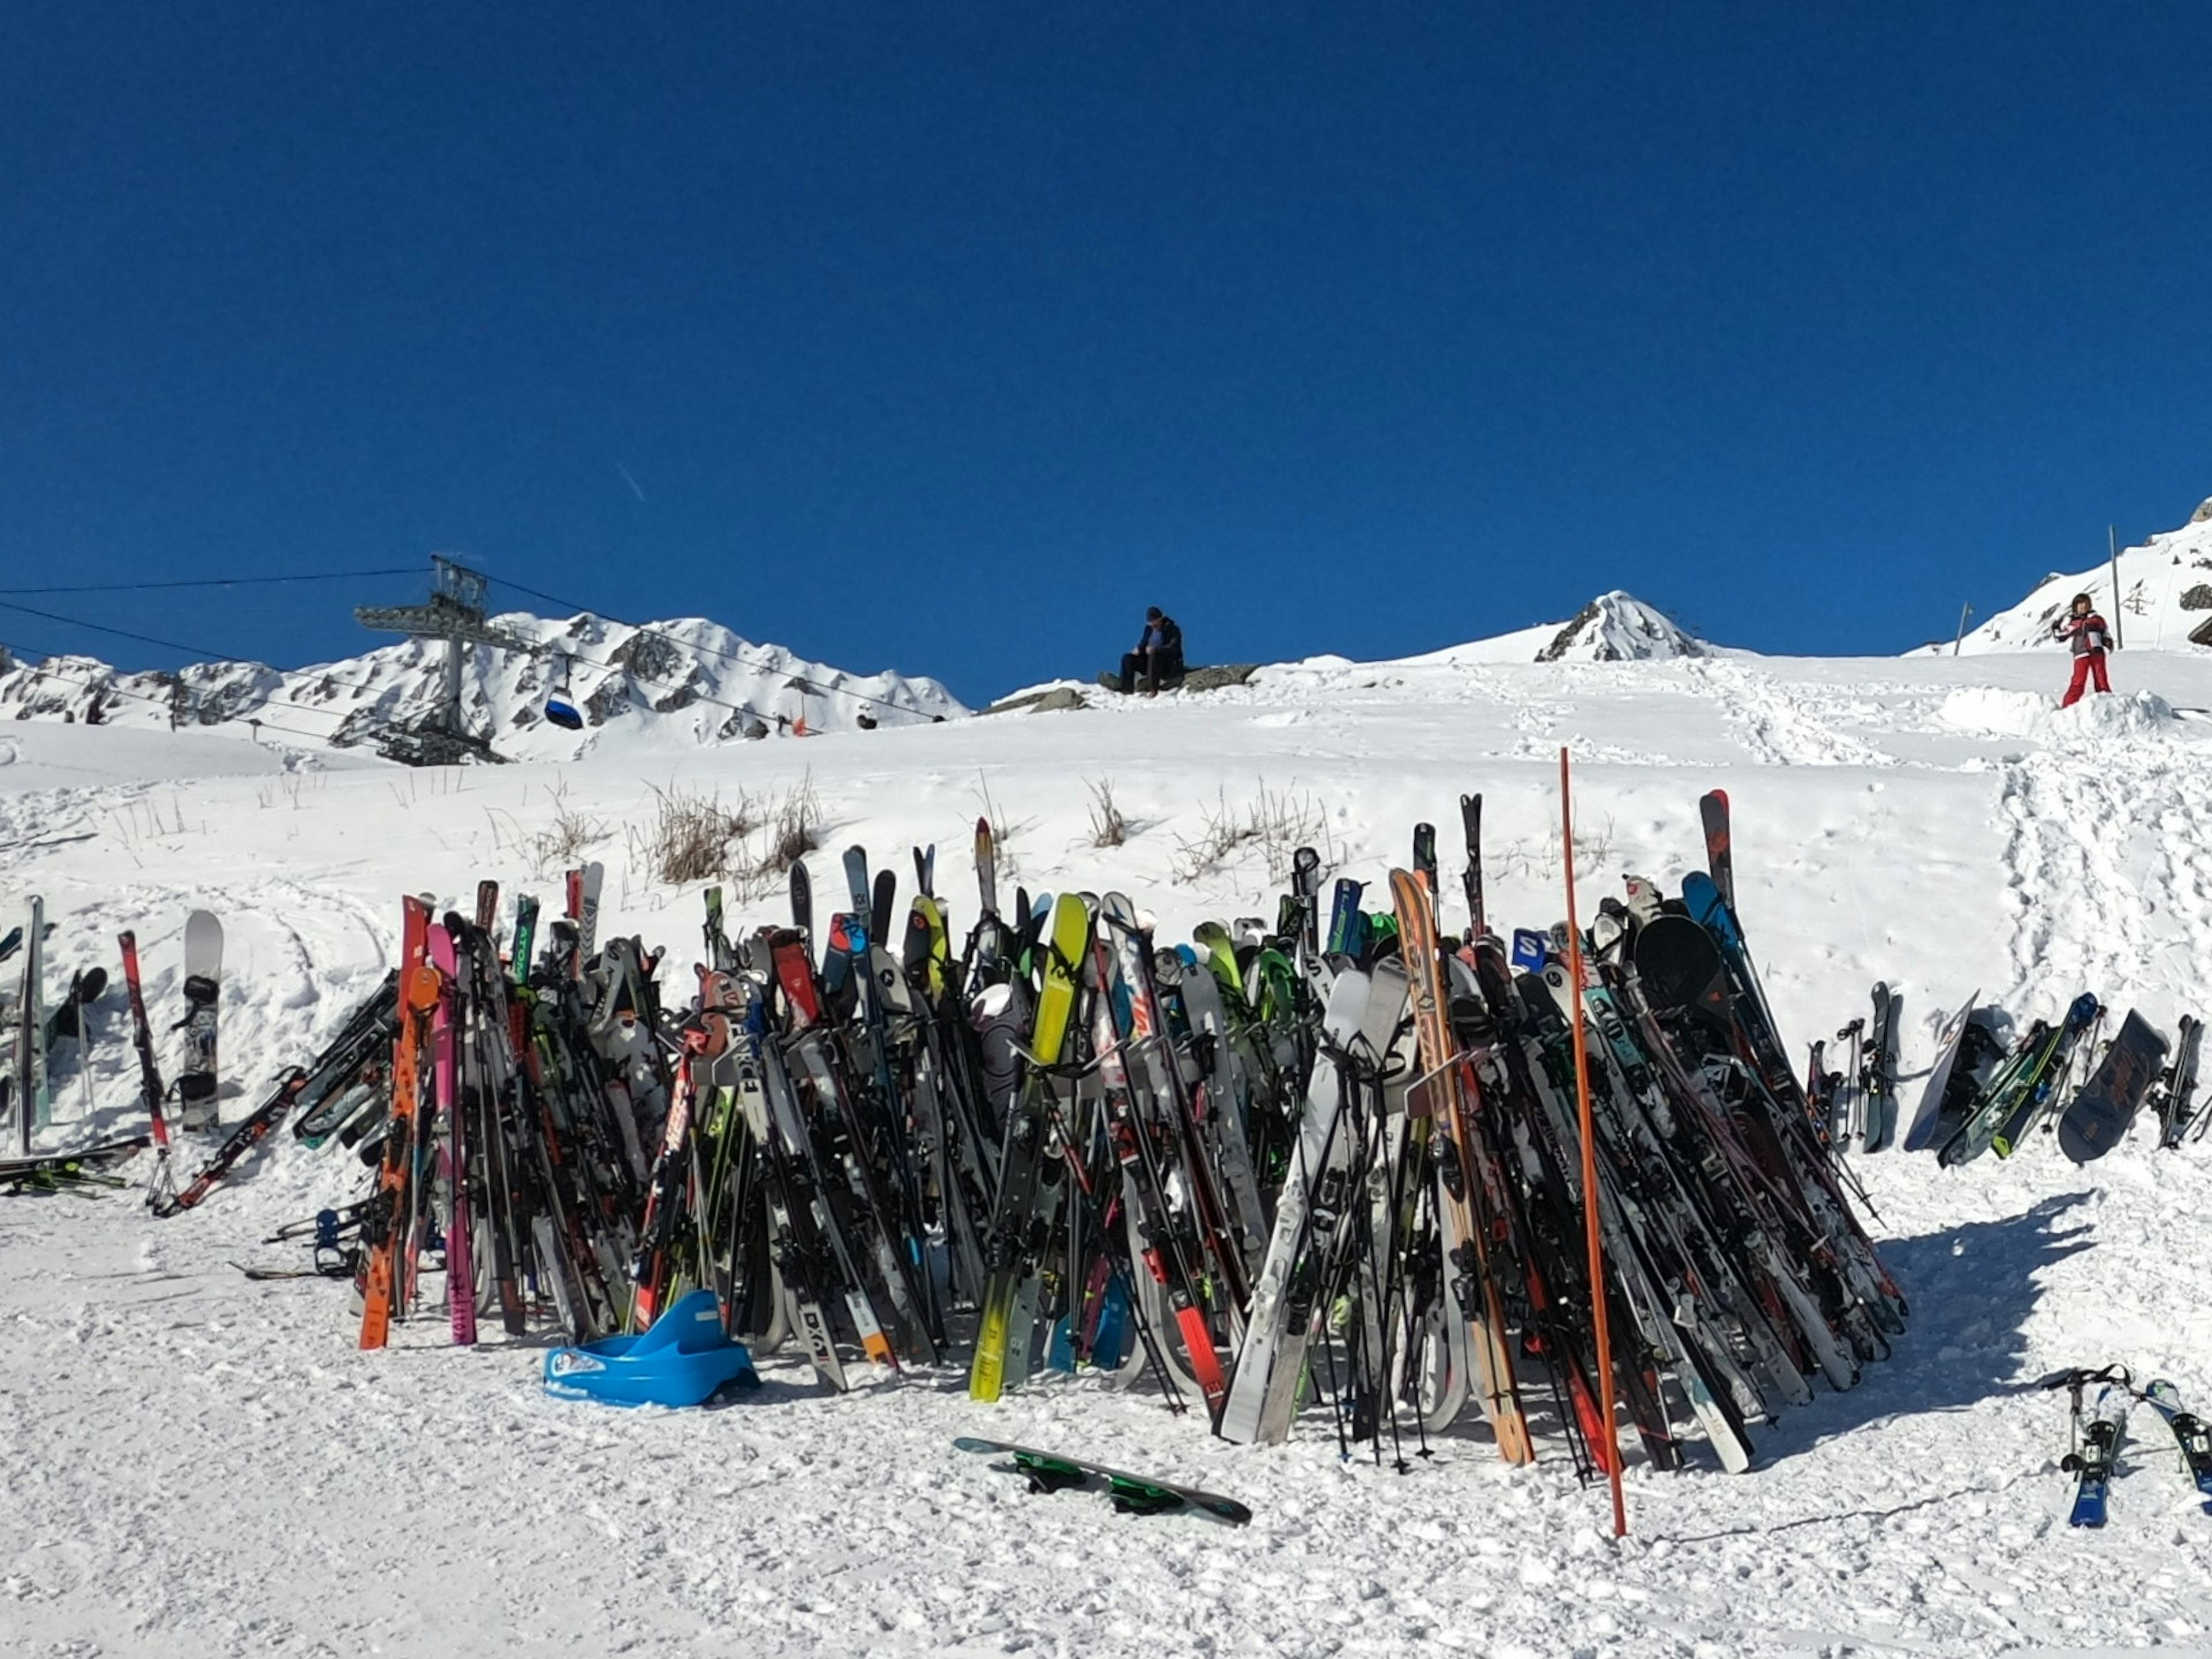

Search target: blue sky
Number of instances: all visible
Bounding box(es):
[4,6,2209,704]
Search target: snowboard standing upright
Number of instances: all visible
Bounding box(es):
[1899,989,1979,1153]
[173,911,224,1133]
[2056,1010,2167,1165]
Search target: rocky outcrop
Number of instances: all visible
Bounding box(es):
[983,686,1089,715]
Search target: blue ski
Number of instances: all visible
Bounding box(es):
[2141,1380,2212,1514]
[1324,879,1363,957]
[2067,1384,2128,1528]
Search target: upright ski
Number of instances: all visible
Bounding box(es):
[118,932,173,1203]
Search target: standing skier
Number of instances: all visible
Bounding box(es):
[2054,592,2113,707]
[1118,607,1184,695]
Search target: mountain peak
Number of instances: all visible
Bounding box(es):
[1535,592,1706,663]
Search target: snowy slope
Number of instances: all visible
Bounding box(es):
[985,593,1708,703]
[1933,495,2212,656]
[7,647,2212,1655]
[0,611,966,759]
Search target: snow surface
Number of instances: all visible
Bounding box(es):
[8,643,2212,1656]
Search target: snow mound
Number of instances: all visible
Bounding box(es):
[0,613,966,760]
[2051,687,2177,736]
[1938,685,2175,739]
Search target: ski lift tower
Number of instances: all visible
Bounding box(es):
[355,555,538,765]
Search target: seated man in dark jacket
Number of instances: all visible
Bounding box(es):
[1119,607,1185,695]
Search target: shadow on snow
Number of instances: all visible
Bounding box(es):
[1755,1190,2097,1465]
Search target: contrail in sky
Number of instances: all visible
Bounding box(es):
[613,461,647,502]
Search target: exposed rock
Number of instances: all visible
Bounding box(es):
[983,686,1089,715]
[1085,664,1259,696]
[2192,497,2212,523]
[584,677,633,727]
[2180,585,2212,612]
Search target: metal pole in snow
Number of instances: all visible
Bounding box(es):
[1953,603,1973,656]
[2109,526,2124,650]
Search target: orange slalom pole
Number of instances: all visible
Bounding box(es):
[1561,746,1627,1538]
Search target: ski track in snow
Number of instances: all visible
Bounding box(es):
[1684,658,1904,770]
[8,654,2212,1655]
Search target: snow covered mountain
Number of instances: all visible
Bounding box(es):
[1535,590,1708,661]
[0,612,967,759]
[1388,589,1710,666]
[1933,495,2212,655]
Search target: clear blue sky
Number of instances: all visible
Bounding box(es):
[5,5,2209,704]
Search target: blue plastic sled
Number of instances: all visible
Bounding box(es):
[543,1290,761,1408]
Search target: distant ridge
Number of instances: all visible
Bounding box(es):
[0,612,967,759]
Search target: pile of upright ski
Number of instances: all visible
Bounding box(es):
[252,796,1903,1487]
[1209,787,1903,1476]
[347,877,656,1349]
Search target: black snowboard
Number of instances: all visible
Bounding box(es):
[2056,1010,2169,1165]
[1631,914,1732,1025]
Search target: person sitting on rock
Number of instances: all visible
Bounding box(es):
[2053,592,2113,707]
[1118,607,1185,695]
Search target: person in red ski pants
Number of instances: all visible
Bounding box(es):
[2054,592,2112,707]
